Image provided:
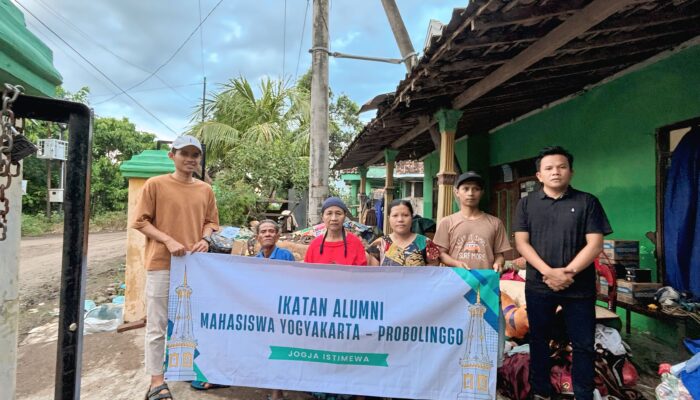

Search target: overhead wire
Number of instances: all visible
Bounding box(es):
[198,0,206,77]
[26,20,117,95]
[97,0,225,104]
[91,82,203,98]
[295,0,310,79]
[14,0,177,133]
[30,0,192,104]
[282,0,287,78]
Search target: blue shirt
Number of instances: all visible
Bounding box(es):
[255,246,295,261]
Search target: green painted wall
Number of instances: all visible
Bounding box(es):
[422,153,439,219]
[491,44,700,271]
[455,134,491,212]
[488,44,700,333]
[416,44,700,335]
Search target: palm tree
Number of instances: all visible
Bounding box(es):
[189,76,309,160]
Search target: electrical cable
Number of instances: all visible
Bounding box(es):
[96,0,224,104]
[295,0,310,78]
[14,0,177,133]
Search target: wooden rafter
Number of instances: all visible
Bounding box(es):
[452,0,647,110]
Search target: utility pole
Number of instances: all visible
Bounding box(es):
[381,0,418,72]
[308,0,329,225]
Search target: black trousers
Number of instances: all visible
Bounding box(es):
[525,290,596,400]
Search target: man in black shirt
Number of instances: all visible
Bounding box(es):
[514,146,612,400]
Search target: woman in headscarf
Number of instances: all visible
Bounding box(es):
[304,197,367,266]
[304,197,367,400]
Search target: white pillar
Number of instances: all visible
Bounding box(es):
[0,165,22,400]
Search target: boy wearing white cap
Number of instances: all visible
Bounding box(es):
[132,135,220,400]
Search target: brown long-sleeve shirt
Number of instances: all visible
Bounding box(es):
[131,174,219,270]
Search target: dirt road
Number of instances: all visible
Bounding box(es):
[15,231,313,400]
[18,231,127,336]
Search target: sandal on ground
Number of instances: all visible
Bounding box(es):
[190,380,228,390]
[145,383,173,400]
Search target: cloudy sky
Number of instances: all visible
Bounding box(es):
[14,0,465,139]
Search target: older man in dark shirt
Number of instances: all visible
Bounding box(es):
[514,146,612,400]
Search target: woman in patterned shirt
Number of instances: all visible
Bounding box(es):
[368,199,440,267]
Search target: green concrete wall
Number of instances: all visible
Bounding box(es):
[455,134,491,212]
[422,153,439,219]
[417,44,700,335]
[488,44,700,333]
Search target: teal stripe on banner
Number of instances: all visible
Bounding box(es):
[269,346,388,367]
[451,268,500,317]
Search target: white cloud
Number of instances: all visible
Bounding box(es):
[331,31,360,50]
[16,0,465,138]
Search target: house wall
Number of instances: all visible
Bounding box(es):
[421,44,700,337]
[423,153,439,219]
[491,44,700,336]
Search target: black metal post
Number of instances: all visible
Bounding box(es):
[13,94,92,400]
[200,143,206,182]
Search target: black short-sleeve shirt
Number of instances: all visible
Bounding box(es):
[513,187,612,297]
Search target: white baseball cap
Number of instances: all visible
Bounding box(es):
[171,135,202,152]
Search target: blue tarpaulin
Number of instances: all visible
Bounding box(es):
[664,126,700,299]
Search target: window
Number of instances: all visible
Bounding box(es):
[414,181,424,197]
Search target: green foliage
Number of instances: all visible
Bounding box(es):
[212,177,257,226]
[296,69,363,166]
[21,210,128,237]
[21,212,62,236]
[191,73,363,225]
[89,117,155,214]
[21,86,156,218]
[89,210,129,232]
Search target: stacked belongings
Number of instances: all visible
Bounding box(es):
[498,260,645,400]
[207,226,255,253]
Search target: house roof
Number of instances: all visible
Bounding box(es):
[334,0,700,170]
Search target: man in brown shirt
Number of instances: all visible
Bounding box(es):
[434,171,511,271]
[131,135,219,400]
[434,171,510,367]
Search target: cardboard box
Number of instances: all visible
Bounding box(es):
[602,240,639,263]
[616,279,661,304]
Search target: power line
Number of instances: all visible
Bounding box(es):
[26,20,117,95]
[198,0,206,77]
[295,0,310,78]
[98,0,225,104]
[14,0,177,133]
[282,0,287,78]
[30,0,192,104]
[91,82,202,98]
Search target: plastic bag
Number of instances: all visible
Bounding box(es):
[84,303,123,334]
[656,373,693,400]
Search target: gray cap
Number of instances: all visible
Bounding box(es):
[455,171,484,188]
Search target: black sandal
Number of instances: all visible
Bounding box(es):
[145,383,174,400]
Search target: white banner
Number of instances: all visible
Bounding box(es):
[165,253,500,400]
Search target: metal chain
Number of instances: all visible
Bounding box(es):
[0,83,24,241]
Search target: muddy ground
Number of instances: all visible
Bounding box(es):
[13,231,684,399]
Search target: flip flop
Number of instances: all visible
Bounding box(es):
[145,383,173,400]
[190,380,228,390]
